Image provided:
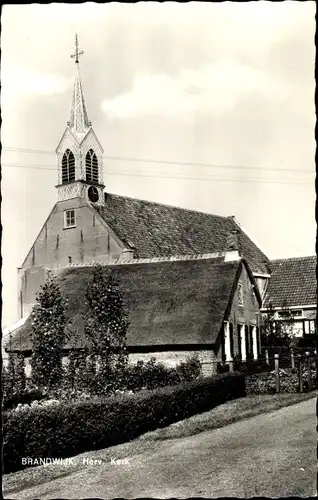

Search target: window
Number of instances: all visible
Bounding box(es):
[61,149,75,184]
[238,282,244,307]
[64,209,76,228]
[304,320,316,335]
[85,149,99,183]
[277,309,303,319]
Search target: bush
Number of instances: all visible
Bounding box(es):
[245,368,316,395]
[3,388,48,411]
[297,335,316,349]
[3,372,245,474]
[233,357,271,375]
[120,356,202,392]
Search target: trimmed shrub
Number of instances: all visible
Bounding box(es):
[4,372,245,474]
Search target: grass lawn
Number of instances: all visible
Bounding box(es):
[137,390,317,441]
[3,391,317,496]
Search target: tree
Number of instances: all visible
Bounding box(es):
[5,349,16,396]
[85,265,129,393]
[30,271,67,392]
[15,354,26,393]
[261,301,296,349]
[65,348,77,391]
[85,354,97,393]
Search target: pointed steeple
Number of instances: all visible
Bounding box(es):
[56,34,105,206]
[67,34,91,137]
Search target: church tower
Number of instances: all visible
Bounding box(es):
[56,34,105,206]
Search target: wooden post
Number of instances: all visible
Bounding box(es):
[265,349,269,366]
[290,349,295,371]
[306,351,312,391]
[298,355,303,393]
[274,353,280,393]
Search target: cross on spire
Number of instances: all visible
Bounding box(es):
[70,34,84,64]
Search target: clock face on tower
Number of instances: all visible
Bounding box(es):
[87,185,99,203]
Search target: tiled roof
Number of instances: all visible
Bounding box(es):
[264,256,317,308]
[93,194,270,274]
[7,258,253,352]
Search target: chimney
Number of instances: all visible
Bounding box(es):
[224,229,241,262]
[120,248,135,261]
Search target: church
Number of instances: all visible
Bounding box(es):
[5,37,316,375]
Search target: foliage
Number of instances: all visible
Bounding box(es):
[177,355,202,381]
[15,354,26,394]
[3,372,245,474]
[120,355,202,392]
[297,334,316,349]
[245,367,316,395]
[64,349,77,391]
[30,271,68,391]
[261,301,296,349]
[84,265,129,394]
[233,356,271,374]
[3,388,48,411]
[4,350,16,397]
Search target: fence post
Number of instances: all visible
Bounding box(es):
[290,349,295,371]
[265,349,269,366]
[306,351,312,391]
[298,355,303,393]
[274,353,280,393]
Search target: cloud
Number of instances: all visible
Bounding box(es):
[1,62,72,103]
[101,61,286,119]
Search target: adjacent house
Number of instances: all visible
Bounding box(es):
[262,256,317,339]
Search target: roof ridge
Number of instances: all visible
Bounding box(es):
[271,255,316,263]
[104,192,230,220]
[51,252,242,271]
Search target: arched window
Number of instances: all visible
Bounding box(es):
[85,149,99,183]
[61,149,75,184]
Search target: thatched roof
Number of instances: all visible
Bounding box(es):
[7,257,258,353]
[93,194,270,274]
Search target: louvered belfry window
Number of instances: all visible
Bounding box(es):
[85,149,99,183]
[61,149,75,184]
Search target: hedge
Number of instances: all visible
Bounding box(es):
[4,372,245,474]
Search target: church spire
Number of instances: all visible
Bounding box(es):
[56,34,104,206]
[67,34,91,136]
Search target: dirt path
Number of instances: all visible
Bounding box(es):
[4,398,316,498]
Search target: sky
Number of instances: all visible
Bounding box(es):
[1,1,316,328]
